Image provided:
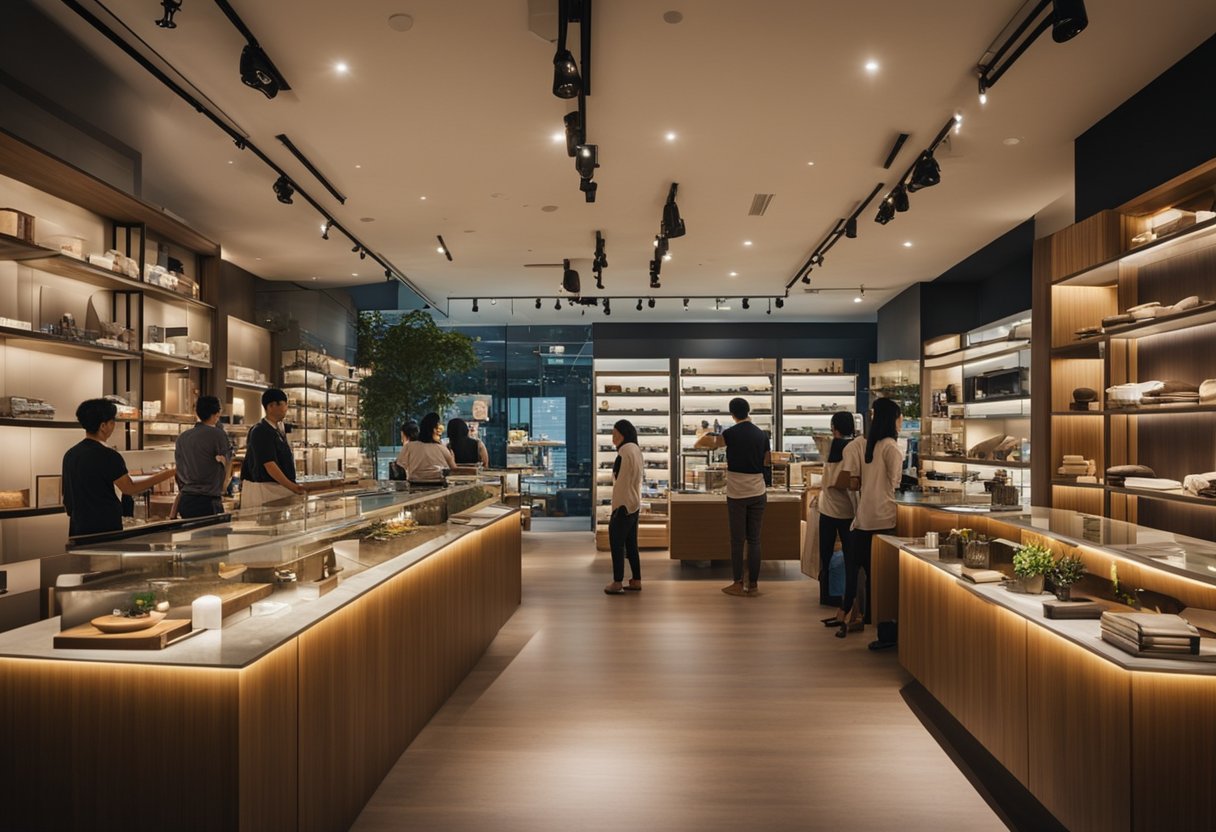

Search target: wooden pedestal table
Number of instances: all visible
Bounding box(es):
[0,510,522,832]
[667,490,806,560]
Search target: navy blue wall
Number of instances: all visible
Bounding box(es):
[1075,34,1216,221]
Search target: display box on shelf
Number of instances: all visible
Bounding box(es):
[35,475,62,508]
[0,208,35,243]
[0,396,55,419]
[0,317,31,331]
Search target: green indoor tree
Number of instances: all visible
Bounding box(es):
[356,311,478,471]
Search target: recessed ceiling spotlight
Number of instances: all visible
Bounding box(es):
[807,161,815,166]
[864,59,880,73]
[227,160,234,165]
[552,131,564,143]
[743,240,753,247]
[436,246,446,254]
[1003,136,1022,146]
[351,272,358,276]
[355,164,362,169]
[729,271,738,277]
[335,62,349,74]
[311,276,317,281]
[903,241,913,248]
[954,113,963,134]
[854,286,865,303]
[420,196,427,201]
[663,253,672,261]
[665,132,677,142]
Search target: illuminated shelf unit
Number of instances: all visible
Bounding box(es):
[593,358,671,548]
[920,310,1032,505]
[780,358,860,473]
[1040,157,1216,538]
[678,358,775,492]
[281,349,367,481]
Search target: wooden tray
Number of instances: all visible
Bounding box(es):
[54,617,191,650]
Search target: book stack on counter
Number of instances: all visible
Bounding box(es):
[1100,612,1215,660]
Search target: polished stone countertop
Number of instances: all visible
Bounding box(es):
[0,506,517,669]
[890,536,1216,677]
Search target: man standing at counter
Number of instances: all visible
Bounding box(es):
[62,398,177,538]
[695,397,771,596]
[240,388,307,508]
[174,395,234,518]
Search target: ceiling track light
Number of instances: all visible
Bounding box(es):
[854,286,865,303]
[682,298,689,311]
[636,298,643,311]
[786,183,884,289]
[359,248,366,260]
[742,297,750,310]
[603,298,611,316]
[647,297,656,309]
[472,299,479,312]
[320,220,332,240]
[662,182,686,239]
[275,134,346,204]
[845,217,858,239]
[436,235,453,262]
[892,184,910,213]
[775,297,785,309]
[977,0,1088,95]
[272,174,295,204]
[563,111,584,158]
[536,298,542,310]
[562,258,581,294]
[155,0,182,28]
[554,298,562,311]
[214,0,293,99]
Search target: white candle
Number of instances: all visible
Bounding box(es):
[192,594,222,630]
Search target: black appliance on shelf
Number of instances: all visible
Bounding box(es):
[967,366,1028,401]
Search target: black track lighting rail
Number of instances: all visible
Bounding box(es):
[274,134,346,204]
[436,235,453,262]
[882,133,910,170]
[59,0,440,312]
[977,0,1088,98]
[786,183,885,290]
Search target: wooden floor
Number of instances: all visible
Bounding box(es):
[352,532,1005,832]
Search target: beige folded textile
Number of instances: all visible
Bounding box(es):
[1102,612,1200,639]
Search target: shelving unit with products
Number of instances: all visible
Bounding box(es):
[223,317,273,464]
[869,359,920,477]
[0,129,218,570]
[780,358,860,474]
[592,358,671,548]
[1039,155,1216,538]
[677,358,775,491]
[281,348,366,482]
[920,310,1032,506]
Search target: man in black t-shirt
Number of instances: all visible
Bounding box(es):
[695,397,771,596]
[62,399,177,538]
[240,388,307,509]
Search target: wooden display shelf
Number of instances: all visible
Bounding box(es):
[225,378,270,391]
[1106,484,1216,508]
[921,455,1030,468]
[1050,479,1105,489]
[53,617,192,650]
[593,391,670,397]
[0,127,220,254]
[142,350,212,369]
[1104,303,1216,340]
[1051,339,1105,357]
[0,417,78,429]
[0,325,141,360]
[922,339,1031,369]
[1054,406,1216,417]
[0,505,66,519]
[7,244,214,309]
[1053,215,1216,286]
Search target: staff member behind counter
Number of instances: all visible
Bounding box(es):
[62,398,177,538]
[240,388,308,509]
[396,412,457,484]
[173,395,234,519]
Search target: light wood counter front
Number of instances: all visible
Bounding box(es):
[668,490,806,560]
[0,513,521,832]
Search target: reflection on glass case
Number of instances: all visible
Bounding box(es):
[53,478,503,631]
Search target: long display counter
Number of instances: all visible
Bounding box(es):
[885,502,1216,832]
[0,481,522,831]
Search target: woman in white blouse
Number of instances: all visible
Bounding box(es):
[395,412,457,485]
[834,397,903,638]
[604,419,643,595]
[816,411,859,622]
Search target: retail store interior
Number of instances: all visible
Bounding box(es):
[1,2,1216,830]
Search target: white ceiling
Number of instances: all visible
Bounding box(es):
[36,0,1216,324]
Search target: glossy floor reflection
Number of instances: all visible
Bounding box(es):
[352,532,1004,832]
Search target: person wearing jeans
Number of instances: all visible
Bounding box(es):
[604,419,643,594]
[835,397,903,638]
[697,397,771,596]
[817,412,859,617]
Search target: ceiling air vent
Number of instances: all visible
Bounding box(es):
[748,193,775,216]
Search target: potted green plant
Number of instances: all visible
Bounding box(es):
[1010,542,1054,594]
[945,527,973,560]
[1048,552,1086,601]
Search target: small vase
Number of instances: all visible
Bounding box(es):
[1054,584,1072,602]
[964,540,990,569]
[1024,574,1045,595]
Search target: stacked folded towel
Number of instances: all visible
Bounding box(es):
[1101,612,1200,656]
[1105,465,1155,486]
[1183,472,1216,498]
[1057,455,1094,477]
[1107,380,1164,406]
[1122,477,1183,491]
[1141,379,1200,404]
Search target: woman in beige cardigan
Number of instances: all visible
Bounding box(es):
[604,419,644,595]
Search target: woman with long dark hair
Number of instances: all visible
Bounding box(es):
[817,411,859,622]
[395,412,457,484]
[446,417,489,466]
[833,397,903,638]
[604,418,643,595]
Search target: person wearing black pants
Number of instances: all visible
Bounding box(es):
[835,397,904,638]
[696,397,771,597]
[604,419,643,594]
[817,412,859,612]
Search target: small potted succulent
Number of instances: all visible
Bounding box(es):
[964,534,993,569]
[1010,542,1054,594]
[944,527,973,560]
[1048,553,1086,601]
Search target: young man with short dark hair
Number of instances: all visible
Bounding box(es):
[62,398,177,538]
[695,396,771,596]
[239,388,307,509]
[174,395,234,519]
